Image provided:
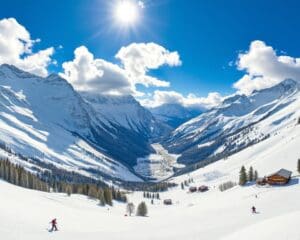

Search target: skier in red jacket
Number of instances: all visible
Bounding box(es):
[50,218,58,231]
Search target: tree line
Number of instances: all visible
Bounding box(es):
[180,177,194,190]
[0,158,49,192]
[0,158,127,206]
[143,191,160,199]
[122,181,177,192]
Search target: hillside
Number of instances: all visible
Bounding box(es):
[0,64,144,182]
[163,79,300,166]
[1,118,300,239]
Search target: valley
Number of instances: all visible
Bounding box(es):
[134,143,184,181]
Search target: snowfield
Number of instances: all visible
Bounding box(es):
[1,121,300,240]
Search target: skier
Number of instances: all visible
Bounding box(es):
[50,218,58,232]
[251,206,257,214]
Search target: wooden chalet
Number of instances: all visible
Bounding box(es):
[198,185,209,192]
[189,186,197,193]
[163,199,172,205]
[266,169,292,185]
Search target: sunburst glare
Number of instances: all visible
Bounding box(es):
[114,1,139,24]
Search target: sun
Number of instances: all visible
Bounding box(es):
[115,1,139,25]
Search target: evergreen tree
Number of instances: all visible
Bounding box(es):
[181,182,184,190]
[136,201,148,217]
[248,166,254,181]
[98,189,106,206]
[117,190,123,201]
[104,188,113,206]
[239,166,247,186]
[254,170,258,181]
[66,185,72,196]
[111,187,116,200]
[126,202,135,216]
[87,185,98,199]
[298,159,300,174]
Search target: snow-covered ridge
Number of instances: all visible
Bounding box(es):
[0,64,146,182]
[163,78,300,166]
[81,92,167,137]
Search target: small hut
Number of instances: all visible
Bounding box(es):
[189,186,197,193]
[266,169,292,185]
[256,177,267,186]
[163,199,172,205]
[198,185,209,192]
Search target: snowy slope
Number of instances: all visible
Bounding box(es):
[164,79,300,165]
[150,103,202,128]
[1,120,300,240]
[0,64,142,181]
[81,93,169,137]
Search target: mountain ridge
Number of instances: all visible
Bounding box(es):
[162,78,300,166]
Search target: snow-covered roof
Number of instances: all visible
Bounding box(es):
[269,168,292,179]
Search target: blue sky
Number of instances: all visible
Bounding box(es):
[1,0,300,108]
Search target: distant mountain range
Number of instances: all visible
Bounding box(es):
[149,103,202,128]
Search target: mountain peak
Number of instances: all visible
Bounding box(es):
[0,64,37,79]
[252,78,300,95]
[277,78,300,90]
[0,63,17,71]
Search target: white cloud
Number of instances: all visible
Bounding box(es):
[60,46,134,95]
[0,18,54,77]
[140,90,223,110]
[138,1,145,9]
[234,40,300,95]
[61,43,181,95]
[116,42,181,87]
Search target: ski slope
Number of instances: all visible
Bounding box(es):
[1,121,300,240]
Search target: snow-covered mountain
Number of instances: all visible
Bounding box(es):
[163,79,300,166]
[81,93,170,138]
[150,103,202,128]
[0,64,160,181]
[2,63,300,182]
